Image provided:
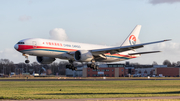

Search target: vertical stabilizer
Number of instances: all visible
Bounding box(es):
[121,25,141,46]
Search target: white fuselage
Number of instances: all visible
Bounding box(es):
[14,38,139,62]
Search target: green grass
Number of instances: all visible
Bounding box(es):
[0,80,180,100]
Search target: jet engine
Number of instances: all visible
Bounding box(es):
[74,50,93,62]
[37,56,56,64]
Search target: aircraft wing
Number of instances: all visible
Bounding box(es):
[90,39,171,55]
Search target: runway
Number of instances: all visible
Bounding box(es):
[2,96,180,101]
[1,78,180,81]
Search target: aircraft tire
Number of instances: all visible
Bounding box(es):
[25,60,30,64]
[71,66,75,71]
[96,65,99,70]
[87,64,91,67]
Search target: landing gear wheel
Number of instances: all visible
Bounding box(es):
[93,65,99,70]
[95,65,99,70]
[66,60,77,71]
[25,60,30,64]
[89,59,99,70]
[69,60,73,64]
[88,63,99,70]
[71,66,77,71]
[90,64,94,69]
[87,64,91,67]
[72,66,75,70]
[67,64,73,69]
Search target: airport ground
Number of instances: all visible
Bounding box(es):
[1,76,180,81]
[0,77,180,101]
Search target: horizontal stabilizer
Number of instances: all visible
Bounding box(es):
[128,51,161,55]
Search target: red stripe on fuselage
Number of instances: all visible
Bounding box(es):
[18,45,77,51]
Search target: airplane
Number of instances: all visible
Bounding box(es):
[14,25,170,70]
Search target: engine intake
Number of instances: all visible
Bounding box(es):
[37,56,55,64]
[74,50,93,62]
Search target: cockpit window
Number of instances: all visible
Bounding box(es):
[17,42,25,44]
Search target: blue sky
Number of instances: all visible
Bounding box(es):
[0,0,180,64]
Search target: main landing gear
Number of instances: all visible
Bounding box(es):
[87,60,99,70]
[66,59,99,71]
[23,54,30,64]
[66,60,77,71]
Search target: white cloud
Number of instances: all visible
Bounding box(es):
[151,42,180,55]
[19,15,32,22]
[49,28,68,41]
[129,41,180,65]
[149,0,180,5]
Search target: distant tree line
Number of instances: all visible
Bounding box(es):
[0,58,179,76]
[130,60,180,67]
[162,60,180,67]
[0,59,71,76]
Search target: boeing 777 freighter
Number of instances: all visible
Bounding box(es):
[14,25,170,70]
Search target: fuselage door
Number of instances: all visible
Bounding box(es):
[32,41,37,48]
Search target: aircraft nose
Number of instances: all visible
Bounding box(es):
[14,44,19,50]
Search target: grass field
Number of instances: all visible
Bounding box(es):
[0,80,180,100]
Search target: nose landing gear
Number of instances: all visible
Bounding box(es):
[23,54,30,64]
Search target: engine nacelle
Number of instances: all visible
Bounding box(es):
[36,56,56,64]
[74,50,93,62]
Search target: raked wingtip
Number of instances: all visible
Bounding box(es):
[164,39,172,41]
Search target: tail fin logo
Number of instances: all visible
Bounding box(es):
[129,35,136,45]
